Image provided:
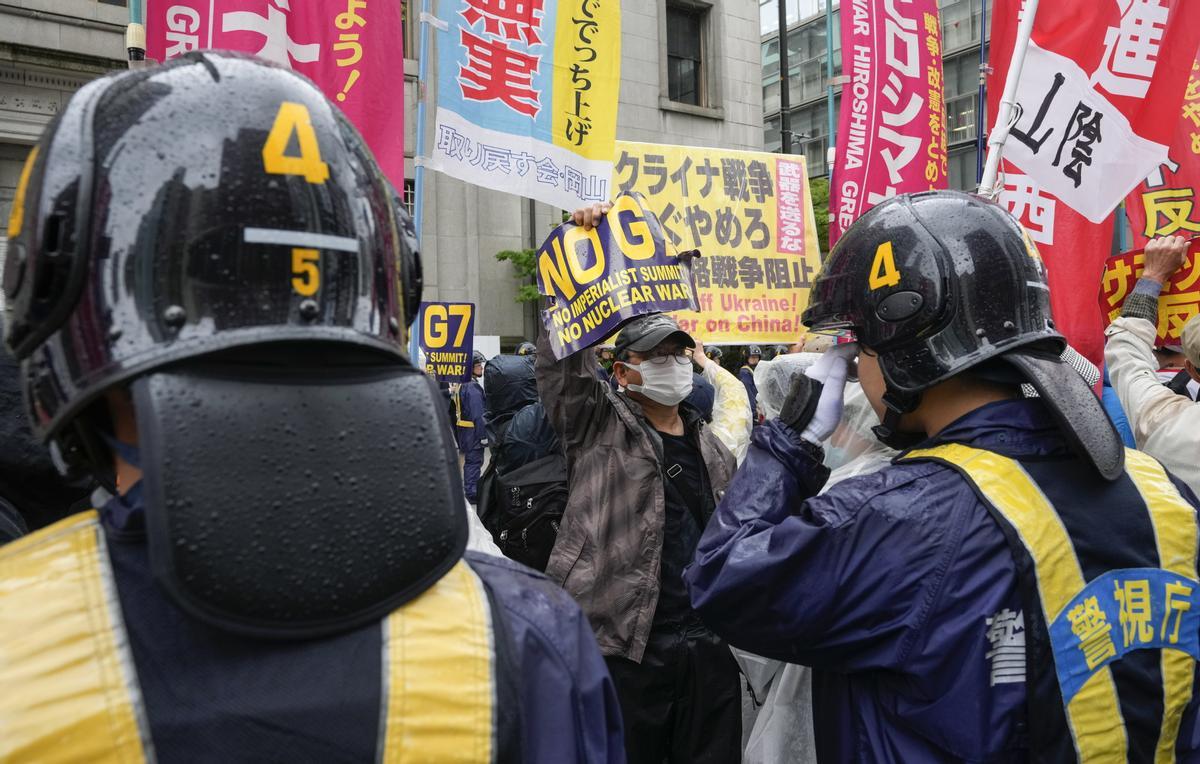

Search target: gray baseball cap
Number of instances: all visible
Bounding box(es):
[614,314,695,357]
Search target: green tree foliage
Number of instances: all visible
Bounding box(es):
[809,176,831,256]
[495,248,541,304]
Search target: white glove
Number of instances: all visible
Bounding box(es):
[798,343,858,445]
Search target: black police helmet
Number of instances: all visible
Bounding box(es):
[747,345,762,358]
[804,191,1061,394]
[473,350,486,365]
[516,342,536,356]
[4,52,417,449]
[705,346,723,360]
[803,190,1122,479]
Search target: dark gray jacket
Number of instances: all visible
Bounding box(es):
[536,329,735,662]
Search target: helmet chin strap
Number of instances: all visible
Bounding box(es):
[871,389,926,451]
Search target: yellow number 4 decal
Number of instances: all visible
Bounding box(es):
[292,248,320,296]
[869,241,902,291]
[263,102,330,184]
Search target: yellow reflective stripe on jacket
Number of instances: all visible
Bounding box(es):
[904,443,1128,763]
[379,559,494,763]
[0,512,152,764]
[1124,449,1200,764]
[452,388,474,429]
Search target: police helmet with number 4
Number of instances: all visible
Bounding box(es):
[4,51,421,450]
[803,190,1124,480]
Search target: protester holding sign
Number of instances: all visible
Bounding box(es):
[536,296,741,762]
[1105,235,1200,495]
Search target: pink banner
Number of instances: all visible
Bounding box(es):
[830,0,948,244]
[146,0,404,186]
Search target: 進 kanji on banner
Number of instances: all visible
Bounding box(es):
[1125,53,1200,248]
[537,193,699,360]
[830,0,948,244]
[613,142,821,345]
[1100,241,1200,346]
[988,0,1117,369]
[419,302,476,381]
[146,0,406,186]
[425,0,620,210]
[993,0,1200,223]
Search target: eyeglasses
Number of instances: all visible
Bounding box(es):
[642,352,693,367]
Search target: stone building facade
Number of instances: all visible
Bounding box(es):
[0,0,763,344]
[0,0,126,271]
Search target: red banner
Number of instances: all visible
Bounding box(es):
[830,0,948,244]
[991,0,1200,223]
[1099,241,1200,345]
[989,0,1115,368]
[146,0,405,186]
[1125,54,1200,249]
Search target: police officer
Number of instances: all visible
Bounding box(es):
[455,350,489,504]
[739,346,761,421]
[516,341,537,356]
[0,53,621,762]
[686,191,1200,762]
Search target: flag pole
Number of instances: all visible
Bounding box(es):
[975,0,989,185]
[126,0,146,67]
[411,0,434,361]
[978,0,1039,198]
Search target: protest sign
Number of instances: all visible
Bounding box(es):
[1125,54,1200,249]
[989,0,1200,223]
[537,194,699,360]
[146,0,406,186]
[425,0,620,210]
[613,142,821,345]
[418,302,476,381]
[830,0,948,244]
[1099,241,1200,345]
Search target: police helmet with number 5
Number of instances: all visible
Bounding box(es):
[3,51,419,447]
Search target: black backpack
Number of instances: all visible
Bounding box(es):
[477,401,567,571]
[477,453,567,571]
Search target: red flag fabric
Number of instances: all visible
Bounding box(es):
[989,0,1200,223]
[146,0,406,187]
[988,0,1116,368]
[1125,54,1200,249]
[829,0,948,245]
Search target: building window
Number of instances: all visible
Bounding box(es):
[402,179,416,216]
[939,0,984,52]
[948,144,978,191]
[402,0,419,60]
[943,53,983,145]
[666,5,705,105]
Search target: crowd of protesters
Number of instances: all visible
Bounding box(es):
[9,48,1200,764]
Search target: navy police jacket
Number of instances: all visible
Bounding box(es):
[0,485,624,763]
[455,379,487,452]
[685,399,1200,762]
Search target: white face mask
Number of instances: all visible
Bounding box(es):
[622,359,694,406]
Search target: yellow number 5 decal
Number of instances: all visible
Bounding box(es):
[869,241,902,290]
[292,248,320,296]
[263,102,330,184]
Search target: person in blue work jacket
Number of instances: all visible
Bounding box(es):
[685,191,1200,763]
[0,53,622,763]
[455,350,489,504]
[738,346,761,421]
